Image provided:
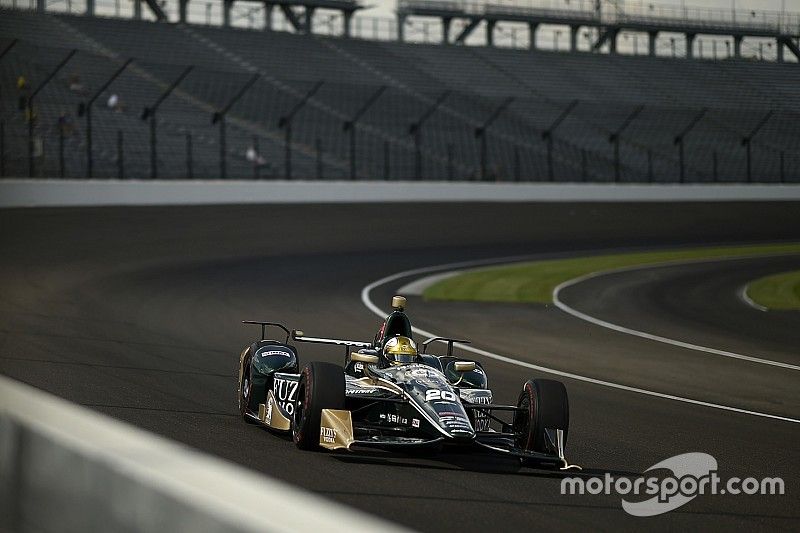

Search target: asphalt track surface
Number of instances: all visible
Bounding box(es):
[1,202,799,532]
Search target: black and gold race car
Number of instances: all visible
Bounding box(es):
[237,296,578,470]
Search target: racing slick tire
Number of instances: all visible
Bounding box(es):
[238,358,258,424]
[292,361,346,450]
[513,379,569,461]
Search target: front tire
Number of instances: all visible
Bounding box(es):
[513,379,569,455]
[239,361,258,424]
[292,362,345,450]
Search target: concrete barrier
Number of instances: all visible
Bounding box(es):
[0,375,410,533]
[2,178,800,207]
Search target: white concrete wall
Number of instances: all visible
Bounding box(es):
[0,375,409,533]
[2,178,800,207]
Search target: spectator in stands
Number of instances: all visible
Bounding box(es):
[17,75,29,111]
[246,145,267,167]
[107,93,125,113]
[58,112,75,137]
[67,74,88,96]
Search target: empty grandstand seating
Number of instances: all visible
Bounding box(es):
[0,7,797,181]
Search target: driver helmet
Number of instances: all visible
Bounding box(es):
[383,336,419,365]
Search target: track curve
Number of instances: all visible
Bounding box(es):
[1,203,799,531]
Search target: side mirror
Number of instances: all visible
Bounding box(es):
[292,330,304,339]
[351,352,379,365]
[453,361,476,373]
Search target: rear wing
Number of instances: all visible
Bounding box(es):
[291,330,372,349]
[242,320,292,342]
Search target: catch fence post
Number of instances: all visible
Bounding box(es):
[117,130,124,179]
[581,149,587,181]
[58,120,65,178]
[0,120,5,177]
[315,137,323,179]
[383,140,390,180]
[186,131,193,179]
[253,135,259,179]
[447,143,454,181]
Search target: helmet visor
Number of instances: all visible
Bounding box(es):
[389,353,418,364]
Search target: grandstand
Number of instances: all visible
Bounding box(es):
[0,1,798,182]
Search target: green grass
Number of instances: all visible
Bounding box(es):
[423,243,800,304]
[746,270,800,310]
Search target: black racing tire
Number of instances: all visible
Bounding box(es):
[292,361,345,451]
[513,379,569,455]
[238,360,258,424]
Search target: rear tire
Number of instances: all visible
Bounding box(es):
[292,362,345,450]
[513,379,569,455]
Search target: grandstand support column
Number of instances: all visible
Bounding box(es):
[178,0,188,23]
[398,14,406,42]
[776,38,784,62]
[264,3,274,30]
[686,33,696,59]
[569,26,579,52]
[733,35,743,58]
[223,0,233,27]
[86,0,95,16]
[36,0,45,13]
[134,0,142,20]
[343,10,353,38]
[648,31,658,56]
[487,20,496,47]
[304,6,315,34]
[442,17,453,44]
[609,30,618,54]
[529,23,539,50]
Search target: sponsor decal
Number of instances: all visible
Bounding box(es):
[440,415,471,426]
[320,426,336,444]
[354,362,364,373]
[412,418,420,428]
[265,400,273,424]
[561,452,785,517]
[273,377,299,415]
[425,389,458,402]
[385,413,408,425]
[348,387,377,394]
[259,349,291,358]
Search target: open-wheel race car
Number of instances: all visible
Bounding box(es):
[237,296,579,470]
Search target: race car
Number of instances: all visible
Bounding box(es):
[237,295,579,470]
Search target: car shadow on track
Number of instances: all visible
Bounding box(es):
[330,450,640,479]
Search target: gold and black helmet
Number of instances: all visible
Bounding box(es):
[383,336,419,365]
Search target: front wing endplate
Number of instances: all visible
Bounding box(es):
[319,409,355,450]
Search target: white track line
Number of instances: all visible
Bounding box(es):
[552,254,800,371]
[360,257,800,425]
[739,283,769,312]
